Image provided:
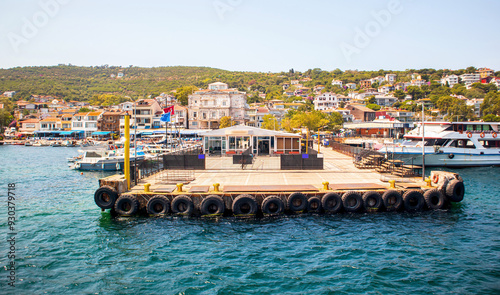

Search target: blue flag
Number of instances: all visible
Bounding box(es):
[160,112,171,122]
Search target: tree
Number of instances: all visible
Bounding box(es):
[261,114,279,130]
[280,117,294,132]
[175,85,198,106]
[290,111,329,131]
[78,107,92,113]
[482,114,500,122]
[435,96,475,121]
[366,103,381,111]
[366,95,376,104]
[325,112,343,132]
[481,92,500,116]
[406,86,424,100]
[0,109,14,132]
[219,116,233,129]
[393,89,406,100]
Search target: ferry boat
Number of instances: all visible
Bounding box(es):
[378,122,500,167]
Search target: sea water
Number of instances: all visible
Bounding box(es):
[0,145,499,294]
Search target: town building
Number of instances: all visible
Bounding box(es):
[313,93,350,110]
[72,111,103,137]
[346,83,357,90]
[98,111,123,135]
[385,74,397,83]
[346,104,376,122]
[331,80,343,87]
[247,107,270,128]
[133,99,163,129]
[490,77,500,89]
[477,68,494,79]
[359,79,372,88]
[460,73,481,88]
[188,82,248,129]
[440,75,459,87]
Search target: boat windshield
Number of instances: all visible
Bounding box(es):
[479,140,500,148]
[85,151,105,158]
[446,139,476,149]
[424,139,447,146]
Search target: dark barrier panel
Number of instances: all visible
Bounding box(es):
[163,154,205,170]
[233,154,253,165]
[280,154,323,170]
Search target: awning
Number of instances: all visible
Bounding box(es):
[60,131,74,135]
[92,131,111,135]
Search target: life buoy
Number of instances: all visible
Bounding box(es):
[466,132,472,138]
[109,145,114,150]
[480,132,485,138]
[432,174,439,183]
[493,132,497,138]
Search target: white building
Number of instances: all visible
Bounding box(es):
[188,82,247,129]
[313,93,350,110]
[346,83,357,89]
[440,75,459,87]
[72,111,103,137]
[370,76,385,85]
[385,74,397,83]
[490,77,500,89]
[466,98,484,117]
[411,79,427,87]
[460,73,481,89]
[374,95,398,107]
[331,79,343,87]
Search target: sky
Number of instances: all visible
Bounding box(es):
[1,0,499,72]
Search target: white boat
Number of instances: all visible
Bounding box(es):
[70,149,145,171]
[378,122,500,167]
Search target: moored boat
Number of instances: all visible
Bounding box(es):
[378,121,500,167]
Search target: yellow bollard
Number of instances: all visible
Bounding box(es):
[389,180,396,189]
[144,183,151,193]
[322,181,330,190]
[176,183,184,192]
[425,178,432,187]
[213,183,220,192]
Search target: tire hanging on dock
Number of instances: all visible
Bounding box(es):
[232,194,258,216]
[147,195,171,215]
[445,179,465,202]
[200,195,225,216]
[423,189,446,210]
[287,192,308,212]
[171,195,194,216]
[262,195,284,215]
[402,190,425,212]
[342,191,363,212]
[114,195,139,216]
[307,196,322,213]
[94,185,119,209]
[321,193,342,214]
[381,190,403,211]
[362,191,383,212]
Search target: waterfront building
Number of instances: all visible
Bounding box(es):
[72,111,103,138]
[200,125,301,156]
[133,99,163,129]
[346,104,376,122]
[188,82,248,129]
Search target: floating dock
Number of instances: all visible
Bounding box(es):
[93,146,465,217]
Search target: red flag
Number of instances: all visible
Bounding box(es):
[163,106,175,115]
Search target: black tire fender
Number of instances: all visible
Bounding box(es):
[342,191,363,212]
[321,192,342,214]
[262,195,284,215]
[307,196,322,213]
[200,195,225,216]
[445,179,465,202]
[147,195,170,215]
[171,195,194,216]
[362,191,383,212]
[382,190,403,211]
[403,190,425,212]
[287,192,308,212]
[94,185,118,209]
[232,194,258,216]
[424,189,446,210]
[114,195,139,216]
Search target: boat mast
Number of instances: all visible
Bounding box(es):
[421,102,425,181]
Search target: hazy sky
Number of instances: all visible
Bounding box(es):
[1,0,499,72]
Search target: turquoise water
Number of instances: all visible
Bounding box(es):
[1,145,499,294]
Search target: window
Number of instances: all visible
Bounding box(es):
[193,112,197,117]
[73,122,83,128]
[85,122,97,128]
